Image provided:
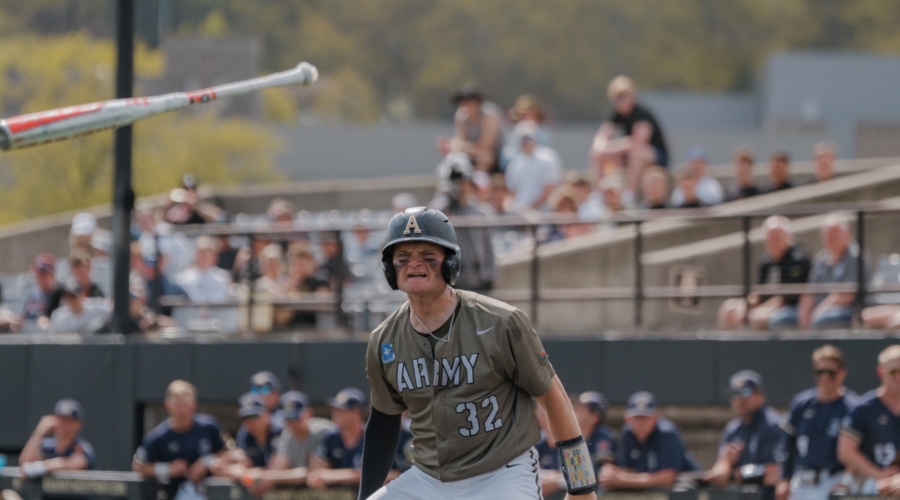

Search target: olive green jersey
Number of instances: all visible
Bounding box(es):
[366,289,555,482]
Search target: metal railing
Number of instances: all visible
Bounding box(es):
[154,199,900,332]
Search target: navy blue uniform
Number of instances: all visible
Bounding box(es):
[781,388,857,478]
[535,433,560,471]
[617,418,698,472]
[721,406,784,467]
[235,422,283,468]
[842,390,900,469]
[316,429,364,469]
[134,414,225,497]
[40,437,96,469]
[393,426,414,472]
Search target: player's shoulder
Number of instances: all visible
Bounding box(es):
[655,417,682,436]
[842,389,861,408]
[762,406,783,426]
[144,418,174,442]
[369,301,410,344]
[75,436,96,456]
[193,413,223,431]
[790,387,819,410]
[850,389,881,414]
[723,416,742,435]
[458,289,518,321]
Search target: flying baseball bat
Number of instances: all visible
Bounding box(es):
[0,61,318,151]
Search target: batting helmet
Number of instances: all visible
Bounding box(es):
[381,207,460,290]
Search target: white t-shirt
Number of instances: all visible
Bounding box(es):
[505,146,562,210]
[176,266,232,303]
[670,175,725,207]
[49,298,112,334]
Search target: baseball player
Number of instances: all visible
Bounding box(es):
[706,371,783,500]
[600,391,697,491]
[778,345,856,500]
[308,388,368,491]
[132,380,226,500]
[249,371,284,428]
[838,345,900,495]
[235,393,283,467]
[358,207,597,500]
[19,399,95,478]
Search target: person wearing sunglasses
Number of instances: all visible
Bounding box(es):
[838,345,900,495]
[705,370,783,500]
[778,345,857,500]
[249,371,283,428]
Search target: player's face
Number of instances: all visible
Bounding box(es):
[814,359,845,394]
[241,414,268,434]
[164,394,196,421]
[393,242,446,295]
[625,415,658,443]
[53,416,82,441]
[730,391,764,417]
[879,359,900,393]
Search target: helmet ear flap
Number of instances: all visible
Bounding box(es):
[442,250,460,287]
[382,251,399,290]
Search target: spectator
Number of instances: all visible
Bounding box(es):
[318,235,351,289]
[673,168,705,209]
[267,198,296,226]
[717,216,812,329]
[237,391,337,496]
[505,122,562,211]
[163,188,207,225]
[431,153,497,291]
[730,146,762,200]
[133,381,226,500]
[591,76,670,190]
[249,371,284,428]
[814,142,837,183]
[437,86,504,172]
[308,388,367,491]
[641,166,669,209]
[180,174,225,222]
[839,345,900,495]
[543,187,592,242]
[600,391,697,491]
[670,147,725,207]
[18,253,58,332]
[391,193,419,214]
[779,345,856,500]
[233,237,272,283]
[175,235,233,303]
[137,254,187,316]
[216,236,240,272]
[573,392,617,474]
[46,250,105,318]
[48,279,112,334]
[285,248,330,328]
[798,214,871,329]
[705,371,782,498]
[69,212,97,253]
[19,399,95,478]
[255,244,287,296]
[501,94,552,169]
[767,151,793,192]
[235,393,283,468]
[127,283,173,333]
[488,173,510,216]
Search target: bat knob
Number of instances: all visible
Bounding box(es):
[295,62,319,86]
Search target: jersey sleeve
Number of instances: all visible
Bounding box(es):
[275,430,292,458]
[505,309,555,397]
[76,440,96,470]
[841,405,866,441]
[134,434,158,464]
[366,338,407,415]
[315,434,334,468]
[207,419,226,454]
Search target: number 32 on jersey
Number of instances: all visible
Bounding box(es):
[457,395,502,437]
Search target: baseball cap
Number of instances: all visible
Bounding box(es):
[249,371,281,394]
[451,86,483,104]
[32,253,56,274]
[279,391,310,420]
[625,391,658,418]
[237,392,267,419]
[71,213,97,236]
[578,391,609,416]
[686,146,709,163]
[328,388,368,411]
[54,398,84,420]
[730,370,764,398]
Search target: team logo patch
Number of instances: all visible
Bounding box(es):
[538,350,548,365]
[382,343,396,364]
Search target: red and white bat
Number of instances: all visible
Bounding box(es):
[0,61,318,151]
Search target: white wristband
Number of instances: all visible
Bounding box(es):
[199,455,215,468]
[22,461,47,478]
[154,463,171,481]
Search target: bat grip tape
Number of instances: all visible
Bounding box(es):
[556,435,597,495]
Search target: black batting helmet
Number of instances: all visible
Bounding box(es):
[382,207,460,290]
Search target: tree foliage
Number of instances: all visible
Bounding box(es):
[0,33,282,224]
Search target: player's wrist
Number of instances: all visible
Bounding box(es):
[154,462,171,481]
[556,435,597,495]
[21,461,47,478]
